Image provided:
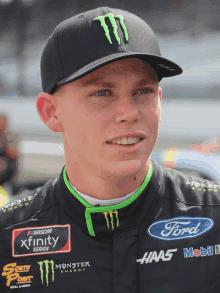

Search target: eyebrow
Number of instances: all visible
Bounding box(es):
[81,78,115,88]
[137,79,157,86]
[81,78,156,88]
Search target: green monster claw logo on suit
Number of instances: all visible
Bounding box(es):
[38,260,54,286]
[103,210,119,230]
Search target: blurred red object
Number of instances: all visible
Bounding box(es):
[193,143,219,154]
[0,115,18,160]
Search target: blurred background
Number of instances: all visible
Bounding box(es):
[0,0,220,199]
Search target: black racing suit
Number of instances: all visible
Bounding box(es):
[1,160,220,292]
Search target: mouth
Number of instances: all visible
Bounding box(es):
[106,137,145,148]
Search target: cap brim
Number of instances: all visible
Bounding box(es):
[57,52,182,86]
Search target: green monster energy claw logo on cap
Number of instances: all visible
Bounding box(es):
[93,13,129,45]
[103,210,119,230]
[157,64,175,71]
[38,260,54,286]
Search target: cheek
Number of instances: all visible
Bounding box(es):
[60,104,84,145]
[63,105,105,146]
[151,97,161,122]
[144,102,161,125]
[155,106,161,121]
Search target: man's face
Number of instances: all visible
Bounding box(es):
[55,58,162,178]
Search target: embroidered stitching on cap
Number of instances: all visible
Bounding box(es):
[93,13,129,45]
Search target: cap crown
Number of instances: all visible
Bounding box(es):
[41,7,182,94]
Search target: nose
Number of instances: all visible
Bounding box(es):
[115,96,140,124]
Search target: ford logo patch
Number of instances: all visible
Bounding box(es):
[148,217,214,241]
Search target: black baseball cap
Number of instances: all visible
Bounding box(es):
[41,7,183,94]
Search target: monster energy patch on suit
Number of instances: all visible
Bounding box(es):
[38,260,55,286]
[12,225,71,257]
[38,260,91,287]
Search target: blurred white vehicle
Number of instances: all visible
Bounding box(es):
[151,148,220,183]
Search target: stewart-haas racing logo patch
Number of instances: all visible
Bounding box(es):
[136,249,178,264]
[147,217,214,241]
[12,225,71,257]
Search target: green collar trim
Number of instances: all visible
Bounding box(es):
[63,161,153,236]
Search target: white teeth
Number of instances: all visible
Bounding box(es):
[121,137,127,145]
[116,138,122,145]
[128,138,137,144]
[110,136,141,145]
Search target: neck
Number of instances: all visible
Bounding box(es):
[65,158,150,200]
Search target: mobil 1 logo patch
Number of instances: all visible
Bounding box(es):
[148,217,214,241]
[12,224,71,257]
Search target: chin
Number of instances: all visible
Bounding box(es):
[107,159,147,177]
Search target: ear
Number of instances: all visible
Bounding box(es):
[36,92,63,132]
[158,86,162,102]
[158,87,162,123]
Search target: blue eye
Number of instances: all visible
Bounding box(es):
[138,89,151,94]
[96,90,109,96]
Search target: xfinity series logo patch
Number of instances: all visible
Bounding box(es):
[136,249,177,264]
[148,217,214,241]
[12,225,71,257]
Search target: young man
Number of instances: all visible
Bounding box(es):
[1,7,220,293]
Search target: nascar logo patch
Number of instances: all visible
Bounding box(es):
[12,224,71,257]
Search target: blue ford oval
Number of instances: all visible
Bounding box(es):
[148,217,214,241]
